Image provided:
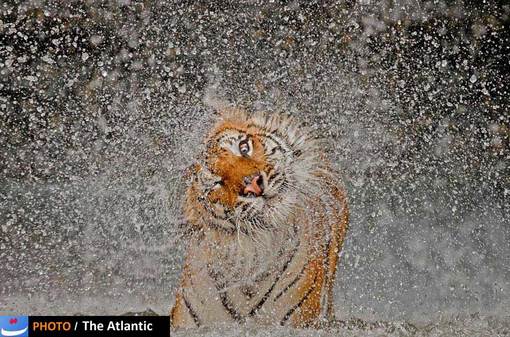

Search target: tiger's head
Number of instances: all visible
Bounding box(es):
[185,109,321,235]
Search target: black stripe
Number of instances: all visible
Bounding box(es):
[280,273,319,325]
[208,267,225,288]
[219,291,244,322]
[217,134,237,144]
[252,269,272,284]
[244,206,257,223]
[183,295,201,327]
[270,174,285,189]
[248,239,300,316]
[239,204,258,225]
[239,202,251,213]
[247,274,278,316]
[214,128,245,142]
[206,219,236,235]
[263,133,289,154]
[249,125,300,158]
[277,177,289,194]
[198,198,251,236]
[273,263,307,302]
[273,129,296,147]
[204,203,246,234]
[253,130,289,153]
[322,235,332,284]
[208,267,244,322]
[267,169,279,180]
[270,145,283,156]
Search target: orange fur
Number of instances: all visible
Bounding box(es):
[171,110,349,329]
[207,137,269,207]
[291,258,325,327]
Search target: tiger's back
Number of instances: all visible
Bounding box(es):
[171,110,348,328]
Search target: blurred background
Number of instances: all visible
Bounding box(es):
[0,0,508,328]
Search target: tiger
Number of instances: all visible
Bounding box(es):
[170,108,349,329]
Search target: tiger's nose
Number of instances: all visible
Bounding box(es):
[243,174,264,197]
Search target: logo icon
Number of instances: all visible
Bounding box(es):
[0,316,28,337]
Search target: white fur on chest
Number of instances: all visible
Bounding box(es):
[196,228,300,291]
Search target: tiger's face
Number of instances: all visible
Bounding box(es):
[187,110,320,234]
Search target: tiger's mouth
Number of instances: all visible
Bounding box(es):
[241,173,265,198]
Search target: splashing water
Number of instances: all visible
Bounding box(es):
[0,1,508,336]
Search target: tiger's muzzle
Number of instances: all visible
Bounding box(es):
[242,173,265,197]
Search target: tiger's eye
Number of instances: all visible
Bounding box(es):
[239,140,250,156]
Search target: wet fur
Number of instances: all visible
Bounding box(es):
[171,109,349,328]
